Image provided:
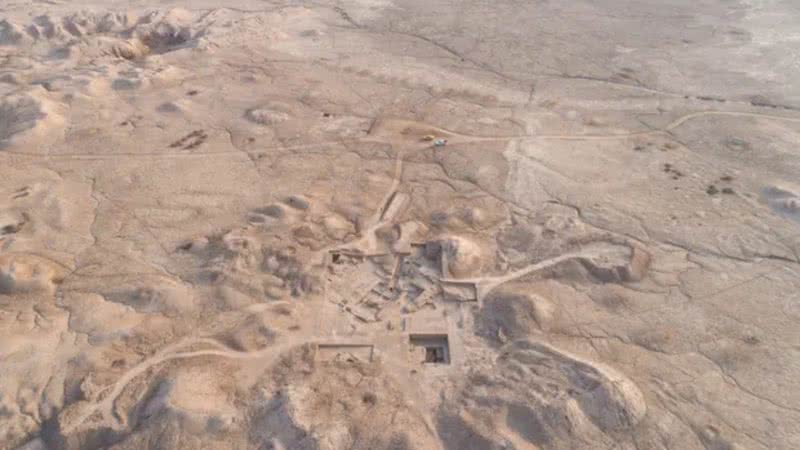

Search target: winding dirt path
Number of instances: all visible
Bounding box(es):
[53,108,800,435]
[440,244,625,301]
[4,110,799,162]
[62,337,300,433]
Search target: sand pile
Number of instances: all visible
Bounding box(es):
[0,254,63,295]
[0,88,65,150]
[479,286,557,341]
[68,346,441,450]
[250,347,440,450]
[424,234,487,278]
[439,340,647,450]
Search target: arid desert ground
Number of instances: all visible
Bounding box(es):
[1,0,800,449]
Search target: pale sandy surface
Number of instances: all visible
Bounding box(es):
[1,0,800,449]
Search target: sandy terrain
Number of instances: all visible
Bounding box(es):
[1,0,799,449]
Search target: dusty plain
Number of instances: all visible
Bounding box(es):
[1,0,800,449]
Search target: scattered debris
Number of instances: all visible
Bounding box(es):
[441,283,477,302]
[662,163,683,179]
[362,392,378,405]
[169,129,207,149]
[726,137,750,152]
[316,343,374,362]
[1,224,21,235]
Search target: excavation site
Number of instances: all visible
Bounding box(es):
[1,0,800,449]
